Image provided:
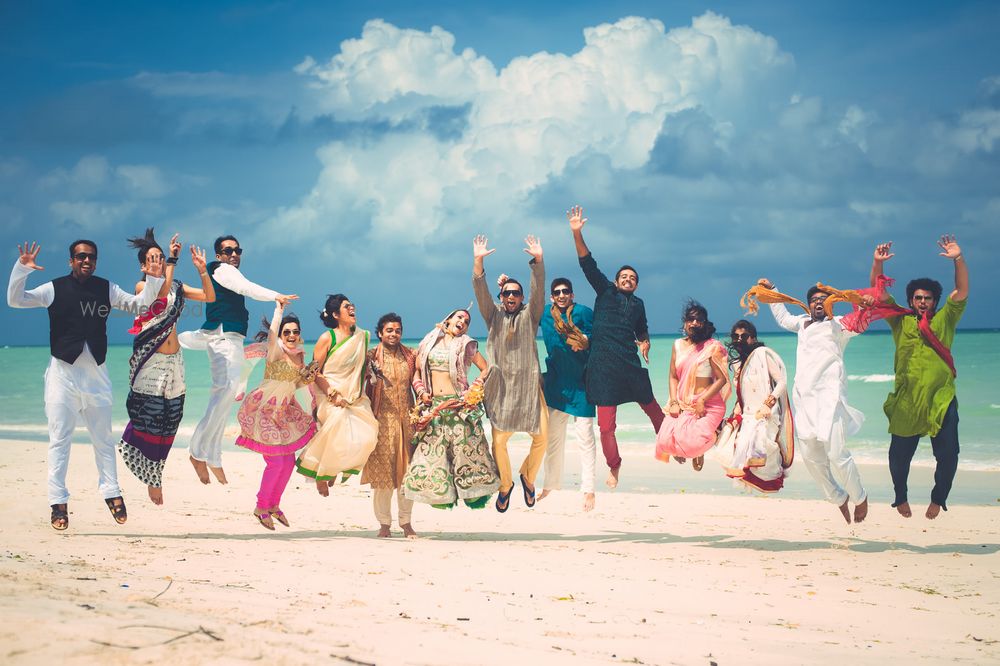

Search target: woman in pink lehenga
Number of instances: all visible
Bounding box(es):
[655,300,731,470]
[236,303,318,530]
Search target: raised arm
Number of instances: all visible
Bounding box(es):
[524,235,545,325]
[472,235,497,327]
[757,278,800,333]
[870,241,893,288]
[266,301,285,357]
[568,205,590,258]
[183,244,215,302]
[7,243,53,309]
[938,234,968,302]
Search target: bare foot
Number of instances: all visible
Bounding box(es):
[583,493,595,512]
[401,523,418,539]
[189,456,210,484]
[692,456,704,471]
[316,479,330,497]
[377,524,391,538]
[537,489,552,502]
[838,500,852,524]
[896,502,912,518]
[926,502,942,519]
[606,466,620,489]
[209,466,228,484]
[853,498,868,523]
[147,485,163,505]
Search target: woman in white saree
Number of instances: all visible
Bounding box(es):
[718,320,794,492]
[296,294,378,491]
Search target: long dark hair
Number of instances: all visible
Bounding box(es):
[681,299,716,343]
[726,319,765,369]
[127,228,162,264]
[126,228,162,282]
[320,294,350,329]
[255,313,301,343]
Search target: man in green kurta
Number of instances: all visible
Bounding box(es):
[870,235,969,520]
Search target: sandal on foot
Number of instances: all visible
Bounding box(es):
[271,509,289,527]
[495,486,514,513]
[104,496,127,525]
[254,510,275,531]
[692,456,705,472]
[520,473,536,508]
[50,503,68,531]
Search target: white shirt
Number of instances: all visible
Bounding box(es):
[211,263,279,302]
[7,260,165,406]
[769,301,864,441]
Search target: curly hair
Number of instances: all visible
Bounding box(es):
[681,299,716,343]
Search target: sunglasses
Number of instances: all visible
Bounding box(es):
[685,315,706,323]
[731,332,749,341]
[501,289,523,298]
[73,252,97,261]
[220,247,243,256]
[281,329,300,337]
[551,288,572,296]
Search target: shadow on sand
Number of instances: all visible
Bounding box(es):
[76,529,1000,554]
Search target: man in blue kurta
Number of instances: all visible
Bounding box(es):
[538,277,598,511]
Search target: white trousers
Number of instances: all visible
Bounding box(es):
[799,420,867,505]
[373,488,414,526]
[43,351,121,505]
[187,331,245,467]
[542,408,597,494]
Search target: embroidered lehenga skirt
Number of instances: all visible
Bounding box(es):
[402,396,500,509]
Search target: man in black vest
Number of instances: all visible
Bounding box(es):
[8,240,164,530]
[178,235,296,484]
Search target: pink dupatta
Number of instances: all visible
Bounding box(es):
[839,275,956,377]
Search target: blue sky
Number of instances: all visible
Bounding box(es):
[2,1,998,345]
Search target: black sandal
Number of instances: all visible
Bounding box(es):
[105,496,128,525]
[495,486,514,513]
[520,473,536,508]
[50,503,68,531]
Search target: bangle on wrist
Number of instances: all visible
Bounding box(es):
[166,256,178,265]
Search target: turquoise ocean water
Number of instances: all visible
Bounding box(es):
[1,330,997,470]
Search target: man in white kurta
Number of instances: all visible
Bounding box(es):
[178,235,293,483]
[8,241,163,526]
[766,282,868,523]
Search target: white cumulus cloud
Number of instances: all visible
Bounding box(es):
[272,13,797,250]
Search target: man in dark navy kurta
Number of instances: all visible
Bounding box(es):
[567,206,664,488]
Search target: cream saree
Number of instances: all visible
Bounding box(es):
[296,329,378,482]
[720,346,794,492]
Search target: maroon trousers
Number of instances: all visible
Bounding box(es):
[597,400,665,470]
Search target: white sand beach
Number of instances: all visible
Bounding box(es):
[1,439,999,665]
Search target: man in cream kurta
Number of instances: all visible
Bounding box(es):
[764,280,868,524]
[8,240,163,527]
[472,234,547,512]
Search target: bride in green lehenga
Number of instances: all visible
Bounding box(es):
[402,308,500,509]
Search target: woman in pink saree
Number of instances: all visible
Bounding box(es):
[655,300,730,470]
